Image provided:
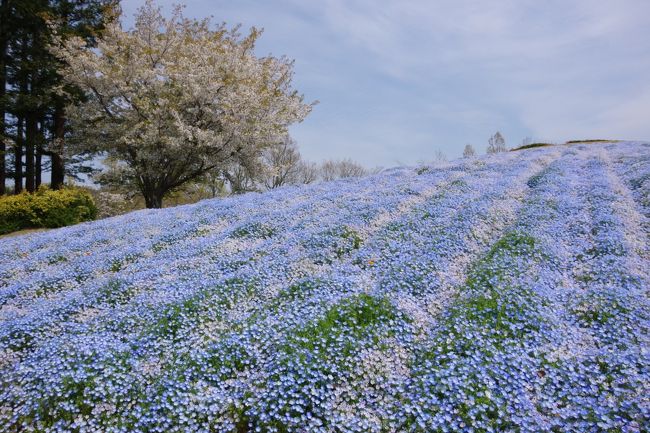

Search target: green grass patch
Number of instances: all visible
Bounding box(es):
[308,225,363,264]
[510,143,554,151]
[109,253,140,272]
[450,178,467,187]
[418,232,541,364]
[204,339,256,383]
[526,168,555,188]
[336,226,363,256]
[151,226,213,252]
[565,139,619,144]
[243,279,326,327]
[481,232,537,264]
[1,328,36,352]
[408,232,545,431]
[231,222,276,240]
[277,279,320,303]
[571,295,630,326]
[289,293,399,359]
[98,278,139,307]
[451,289,541,342]
[149,278,257,339]
[12,349,133,431]
[34,281,66,297]
[47,254,68,264]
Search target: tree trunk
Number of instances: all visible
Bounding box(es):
[25,114,36,193]
[0,123,4,195]
[35,118,46,188]
[35,145,42,188]
[0,111,4,195]
[0,0,7,195]
[50,101,66,189]
[143,190,164,208]
[14,117,23,193]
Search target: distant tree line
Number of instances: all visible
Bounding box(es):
[153,136,371,198]
[462,131,512,158]
[3,0,531,211]
[486,132,507,154]
[463,132,552,158]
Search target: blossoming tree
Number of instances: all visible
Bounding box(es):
[53,1,313,208]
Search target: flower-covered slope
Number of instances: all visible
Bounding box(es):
[1,141,649,433]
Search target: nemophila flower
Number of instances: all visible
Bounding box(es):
[1,142,648,432]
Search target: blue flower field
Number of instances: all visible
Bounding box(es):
[1,141,649,432]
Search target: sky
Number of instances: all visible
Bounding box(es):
[121,0,650,167]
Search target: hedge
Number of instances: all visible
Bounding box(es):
[0,187,98,235]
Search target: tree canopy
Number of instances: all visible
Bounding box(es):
[1,0,116,194]
[54,0,314,208]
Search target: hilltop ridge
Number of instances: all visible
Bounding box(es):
[1,141,649,432]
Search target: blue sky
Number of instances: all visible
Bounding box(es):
[121,0,650,167]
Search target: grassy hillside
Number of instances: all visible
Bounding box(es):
[1,141,649,432]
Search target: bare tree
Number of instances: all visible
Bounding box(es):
[320,159,367,181]
[295,161,319,184]
[337,159,367,178]
[520,136,532,147]
[222,164,259,195]
[262,136,302,189]
[463,144,476,158]
[320,160,338,182]
[487,131,506,154]
[199,171,227,198]
[202,143,368,195]
[433,149,447,162]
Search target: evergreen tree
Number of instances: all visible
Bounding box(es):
[0,0,7,194]
[2,0,117,193]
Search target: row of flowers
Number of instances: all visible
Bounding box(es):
[0,142,648,432]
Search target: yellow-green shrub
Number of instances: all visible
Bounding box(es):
[0,187,98,235]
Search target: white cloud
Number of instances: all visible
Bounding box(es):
[121,0,650,162]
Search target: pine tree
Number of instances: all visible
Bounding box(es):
[0,0,7,194]
[2,0,116,193]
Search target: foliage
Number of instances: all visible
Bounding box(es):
[290,293,398,356]
[566,139,619,144]
[511,142,554,151]
[1,0,118,193]
[320,158,367,181]
[0,186,97,234]
[53,0,314,208]
[261,135,303,189]
[220,147,368,194]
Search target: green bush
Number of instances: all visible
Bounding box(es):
[0,186,98,235]
[565,139,618,144]
[510,142,554,151]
